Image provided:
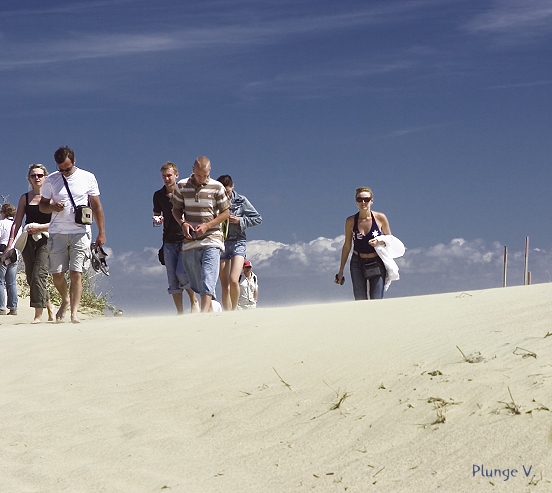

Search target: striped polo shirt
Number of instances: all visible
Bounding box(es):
[171,176,230,251]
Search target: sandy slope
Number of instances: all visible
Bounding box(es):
[1,284,551,492]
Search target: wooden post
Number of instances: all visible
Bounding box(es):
[524,236,529,285]
[503,246,507,287]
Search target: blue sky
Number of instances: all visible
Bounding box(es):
[1,0,552,313]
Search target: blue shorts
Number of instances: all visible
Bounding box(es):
[163,242,190,294]
[182,247,220,297]
[220,240,246,260]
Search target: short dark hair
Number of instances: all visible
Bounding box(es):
[160,162,178,173]
[54,146,75,165]
[216,175,233,187]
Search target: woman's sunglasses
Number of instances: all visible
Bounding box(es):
[30,173,45,179]
[356,196,372,203]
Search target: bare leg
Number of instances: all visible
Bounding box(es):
[185,288,199,313]
[200,294,212,313]
[172,292,184,314]
[229,256,245,310]
[47,301,54,321]
[52,272,70,322]
[32,307,44,324]
[219,259,231,311]
[69,270,83,324]
[34,301,55,323]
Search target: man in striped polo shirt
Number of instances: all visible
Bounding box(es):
[171,156,230,312]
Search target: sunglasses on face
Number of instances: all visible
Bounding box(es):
[356,196,372,203]
[30,174,44,179]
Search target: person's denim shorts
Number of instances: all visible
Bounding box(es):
[48,232,91,273]
[220,240,246,260]
[163,242,190,294]
[182,247,220,296]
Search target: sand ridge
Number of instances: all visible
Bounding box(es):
[1,284,551,492]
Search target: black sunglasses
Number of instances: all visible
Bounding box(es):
[30,173,44,179]
[356,196,372,203]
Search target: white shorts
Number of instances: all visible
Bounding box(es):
[48,232,91,273]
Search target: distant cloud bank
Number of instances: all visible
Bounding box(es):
[108,236,552,281]
[103,236,552,314]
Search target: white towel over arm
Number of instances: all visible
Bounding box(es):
[374,235,405,291]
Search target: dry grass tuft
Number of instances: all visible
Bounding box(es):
[427,397,461,425]
[273,367,292,391]
[456,345,485,363]
[513,346,537,359]
[432,403,446,424]
[17,269,115,315]
[330,391,351,411]
[499,387,521,415]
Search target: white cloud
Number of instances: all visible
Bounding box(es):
[245,237,506,276]
[109,236,552,281]
[245,237,342,275]
[110,246,165,277]
[465,0,552,41]
[0,0,136,17]
[239,61,416,100]
[0,1,441,70]
[488,79,552,89]
[101,236,552,313]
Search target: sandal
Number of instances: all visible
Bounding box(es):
[90,244,109,276]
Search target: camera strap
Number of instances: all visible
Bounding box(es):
[61,174,89,210]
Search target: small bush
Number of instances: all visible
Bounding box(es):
[17,267,113,316]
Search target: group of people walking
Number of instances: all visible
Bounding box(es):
[153,156,261,313]
[1,146,404,323]
[0,147,106,323]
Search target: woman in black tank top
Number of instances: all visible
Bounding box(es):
[1,164,54,323]
[335,187,392,300]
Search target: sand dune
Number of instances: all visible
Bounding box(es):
[1,284,551,492]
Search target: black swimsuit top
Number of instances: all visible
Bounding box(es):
[25,192,51,225]
[353,212,382,254]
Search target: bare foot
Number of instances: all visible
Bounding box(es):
[71,317,81,324]
[47,302,55,322]
[56,301,69,323]
[191,301,200,313]
[33,308,43,324]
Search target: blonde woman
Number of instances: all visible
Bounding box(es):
[2,164,54,323]
[335,187,391,300]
